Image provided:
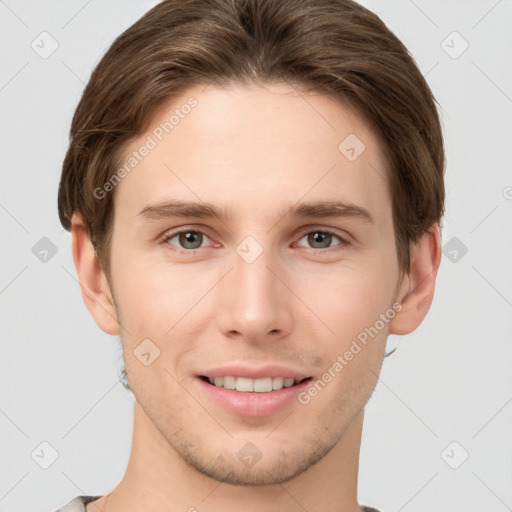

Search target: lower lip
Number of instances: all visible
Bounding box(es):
[197,377,312,417]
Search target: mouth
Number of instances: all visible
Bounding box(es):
[197,374,314,416]
[199,375,313,392]
[196,365,314,416]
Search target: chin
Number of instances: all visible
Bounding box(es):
[173,432,335,487]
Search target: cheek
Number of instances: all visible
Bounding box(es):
[110,242,215,336]
[304,262,397,344]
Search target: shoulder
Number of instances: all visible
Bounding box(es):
[53,497,382,512]
[53,495,102,512]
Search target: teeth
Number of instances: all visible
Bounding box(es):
[223,376,236,389]
[272,376,284,390]
[206,376,302,392]
[236,377,254,392]
[283,378,295,388]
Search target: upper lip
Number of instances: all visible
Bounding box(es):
[199,364,311,381]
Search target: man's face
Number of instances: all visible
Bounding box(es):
[107,82,402,485]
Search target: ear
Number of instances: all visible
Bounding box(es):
[70,212,120,335]
[388,223,442,335]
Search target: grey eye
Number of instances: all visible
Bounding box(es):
[297,231,342,249]
[166,230,208,250]
[307,232,333,248]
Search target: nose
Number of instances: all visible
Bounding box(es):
[215,244,293,343]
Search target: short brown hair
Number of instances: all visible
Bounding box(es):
[58,0,445,280]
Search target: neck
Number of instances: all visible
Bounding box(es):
[98,401,364,512]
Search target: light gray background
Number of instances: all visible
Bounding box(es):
[1,1,511,511]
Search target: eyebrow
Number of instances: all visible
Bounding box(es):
[137,199,373,224]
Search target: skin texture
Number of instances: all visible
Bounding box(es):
[72,82,441,512]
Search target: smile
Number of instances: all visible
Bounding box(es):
[201,375,312,392]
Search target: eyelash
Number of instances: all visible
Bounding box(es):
[160,227,351,255]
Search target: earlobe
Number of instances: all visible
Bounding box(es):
[389,224,442,335]
[71,213,120,336]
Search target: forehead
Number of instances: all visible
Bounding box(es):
[113,81,390,226]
